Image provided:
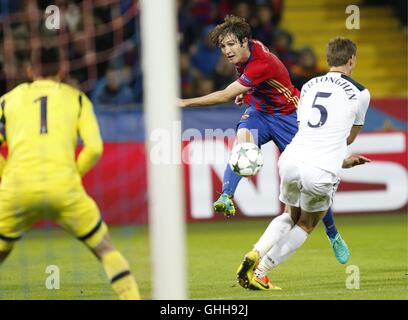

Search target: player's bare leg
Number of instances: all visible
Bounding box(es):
[87,232,141,300]
[297,209,326,234]
[91,232,115,258]
[236,128,255,144]
[286,204,301,225]
[214,128,255,217]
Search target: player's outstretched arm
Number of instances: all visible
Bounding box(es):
[77,94,103,176]
[342,155,371,168]
[179,81,249,107]
[346,125,363,145]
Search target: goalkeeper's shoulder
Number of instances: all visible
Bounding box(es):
[59,82,96,113]
[1,82,31,99]
[60,82,89,99]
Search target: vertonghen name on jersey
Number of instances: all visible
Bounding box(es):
[304,76,357,100]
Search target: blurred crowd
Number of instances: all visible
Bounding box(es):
[0,0,327,108]
[0,0,142,110]
[0,0,406,109]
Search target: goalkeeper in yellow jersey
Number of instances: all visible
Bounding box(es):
[0,47,140,300]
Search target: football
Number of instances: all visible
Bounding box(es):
[228,142,263,177]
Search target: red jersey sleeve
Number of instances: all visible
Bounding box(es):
[238,60,274,87]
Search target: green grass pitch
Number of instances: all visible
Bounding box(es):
[0,213,406,300]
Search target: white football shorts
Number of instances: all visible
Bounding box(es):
[278,154,340,212]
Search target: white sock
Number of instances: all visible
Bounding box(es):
[253,212,294,257]
[254,225,308,278]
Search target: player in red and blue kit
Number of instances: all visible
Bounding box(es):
[179,15,349,265]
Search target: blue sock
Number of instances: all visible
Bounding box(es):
[221,164,242,197]
[323,208,338,240]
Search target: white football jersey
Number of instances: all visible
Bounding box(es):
[283,71,370,175]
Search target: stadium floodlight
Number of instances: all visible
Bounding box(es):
[140,0,187,299]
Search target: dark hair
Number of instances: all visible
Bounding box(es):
[326,37,357,67]
[209,15,252,47]
[32,46,61,77]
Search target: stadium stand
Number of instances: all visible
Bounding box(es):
[281,0,408,98]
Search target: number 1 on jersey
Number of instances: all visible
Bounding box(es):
[34,96,48,134]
